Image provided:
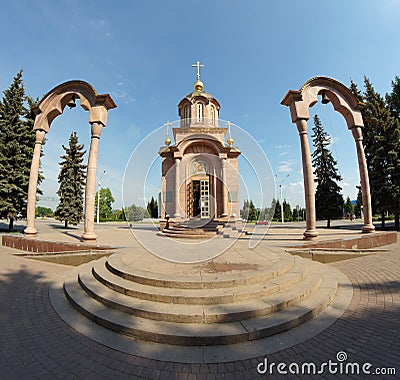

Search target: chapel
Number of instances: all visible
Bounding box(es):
[159,62,241,227]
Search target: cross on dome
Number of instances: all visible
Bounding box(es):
[192,60,204,81]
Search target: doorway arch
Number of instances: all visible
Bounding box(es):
[281,76,374,240]
[24,80,117,241]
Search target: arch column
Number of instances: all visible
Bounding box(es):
[296,119,318,240]
[82,122,103,241]
[351,127,375,233]
[282,76,375,238]
[24,130,46,236]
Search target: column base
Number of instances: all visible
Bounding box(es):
[303,229,319,241]
[81,231,97,242]
[24,227,37,236]
[362,224,375,233]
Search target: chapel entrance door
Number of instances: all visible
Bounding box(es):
[200,179,210,218]
[187,178,209,218]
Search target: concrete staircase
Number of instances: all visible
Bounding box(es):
[63,252,339,346]
[162,218,226,239]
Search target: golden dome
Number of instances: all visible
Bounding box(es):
[227,137,234,148]
[194,79,204,91]
[165,136,171,146]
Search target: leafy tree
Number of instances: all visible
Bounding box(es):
[112,209,126,221]
[146,196,158,218]
[240,199,249,220]
[124,203,149,222]
[95,187,115,221]
[311,114,344,228]
[54,132,86,227]
[0,70,40,230]
[36,206,54,217]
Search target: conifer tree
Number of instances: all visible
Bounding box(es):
[0,70,38,230]
[361,76,398,229]
[248,200,257,222]
[54,132,86,227]
[354,186,363,219]
[311,114,344,228]
[146,196,158,218]
[385,76,400,230]
[344,197,354,217]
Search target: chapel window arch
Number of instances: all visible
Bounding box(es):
[197,103,203,123]
[210,105,215,125]
[183,105,190,125]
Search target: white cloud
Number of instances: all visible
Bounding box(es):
[328,134,341,144]
[275,144,290,149]
[111,89,135,104]
[277,159,297,173]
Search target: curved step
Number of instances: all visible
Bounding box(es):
[76,265,319,323]
[63,273,337,345]
[92,258,308,304]
[162,231,219,239]
[106,254,296,289]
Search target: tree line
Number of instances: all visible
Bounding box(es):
[242,76,400,230]
[0,71,398,230]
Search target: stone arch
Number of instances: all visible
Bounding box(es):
[182,139,220,155]
[281,76,374,240]
[24,80,116,241]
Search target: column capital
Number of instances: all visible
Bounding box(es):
[351,126,363,141]
[35,129,46,144]
[91,122,103,139]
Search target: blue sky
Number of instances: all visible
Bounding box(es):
[1,1,400,210]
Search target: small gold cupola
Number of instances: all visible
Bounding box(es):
[192,60,205,91]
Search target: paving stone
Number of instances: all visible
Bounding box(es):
[0,223,398,378]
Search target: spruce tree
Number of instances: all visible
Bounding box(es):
[344,197,354,218]
[354,186,363,219]
[54,132,86,228]
[146,196,158,218]
[248,200,257,222]
[311,114,344,228]
[0,70,38,230]
[385,77,400,230]
[361,76,398,229]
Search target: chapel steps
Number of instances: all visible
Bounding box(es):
[62,253,339,346]
[161,218,227,239]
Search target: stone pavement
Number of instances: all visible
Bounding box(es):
[0,221,399,379]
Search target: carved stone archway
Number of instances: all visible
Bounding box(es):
[24,80,117,241]
[281,76,375,240]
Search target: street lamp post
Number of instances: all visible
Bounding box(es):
[97,170,106,225]
[277,174,289,224]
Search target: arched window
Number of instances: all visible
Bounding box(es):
[197,103,203,123]
[210,105,215,125]
[183,105,190,125]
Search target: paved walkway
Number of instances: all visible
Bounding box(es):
[0,221,399,379]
